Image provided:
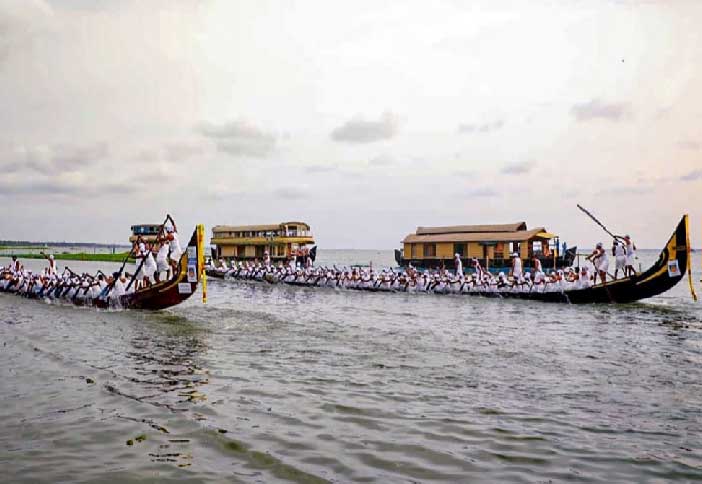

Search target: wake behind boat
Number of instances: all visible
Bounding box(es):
[1,219,207,311]
[207,215,694,304]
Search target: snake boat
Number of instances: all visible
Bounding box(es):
[207,215,694,304]
[1,225,207,310]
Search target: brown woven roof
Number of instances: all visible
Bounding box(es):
[213,224,282,233]
[403,227,547,243]
[212,221,311,234]
[415,222,527,235]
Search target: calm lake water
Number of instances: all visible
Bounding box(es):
[1,249,702,483]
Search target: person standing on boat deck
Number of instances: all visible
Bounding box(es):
[134,236,147,283]
[264,250,271,268]
[623,235,637,277]
[511,253,522,280]
[587,242,609,285]
[10,256,21,274]
[532,256,544,282]
[167,225,183,271]
[613,240,626,279]
[143,243,157,283]
[454,254,463,276]
[43,253,57,276]
[471,258,485,280]
[155,236,170,282]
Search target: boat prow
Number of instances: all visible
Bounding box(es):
[535,214,691,304]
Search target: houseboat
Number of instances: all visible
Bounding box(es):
[129,224,162,244]
[210,221,316,262]
[395,222,576,272]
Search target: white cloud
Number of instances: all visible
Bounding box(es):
[458,120,504,134]
[680,170,702,182]
[331,112,400,143]
[273,185,309,200]
[501,161,533,175]
[197,120,277,158]
[571,99,632,122]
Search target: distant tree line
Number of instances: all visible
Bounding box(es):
[0,240,129,248]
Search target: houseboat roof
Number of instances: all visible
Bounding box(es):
[131,223,160,229]
[403,227,552,244]
[416,222,527,235]
[212,221,311,233]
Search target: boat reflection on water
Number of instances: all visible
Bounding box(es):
[104,314,211,468]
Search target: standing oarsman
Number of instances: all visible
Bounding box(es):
[10,256,21,274]
[43,253,57,276]
[167,224,183,271]
[511,252,522,280]
[472,258,485,281]
[613,240,626,279]
[623,234,637,277]
[532,256,544,282]
[155,235,170,282]
[587,242,609,285]
[454,253,463,276]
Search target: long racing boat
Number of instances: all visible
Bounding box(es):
[207,215,695,304]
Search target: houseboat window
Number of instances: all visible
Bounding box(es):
[495,242,505,259]
[533,241,542,254]
[410,244,418,258]
[423,243,436,257]
[453,243,465,257]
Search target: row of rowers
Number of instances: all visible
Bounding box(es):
[1,263,142,302]
[207,250,636,296]
[0,222,185,300]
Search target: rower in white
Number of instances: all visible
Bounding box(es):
[613,240,626,279]
[587,242,609,285]
[43,253,57,276]
[454,254,463,276]
[623,234,637,277]
[511,253,522,280]
[155,236,170,282]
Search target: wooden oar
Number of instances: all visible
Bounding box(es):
[577,204,625,241]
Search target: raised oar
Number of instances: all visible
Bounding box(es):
[576,204,624,241]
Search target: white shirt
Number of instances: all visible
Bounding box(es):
[170,233,183,261]
[513,258,522,276]
[157,242,169,263]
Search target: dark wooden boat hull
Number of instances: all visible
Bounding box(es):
[1,226,206,311]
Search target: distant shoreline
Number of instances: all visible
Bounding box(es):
[1,252,133,263]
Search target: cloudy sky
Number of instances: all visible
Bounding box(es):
[1,0,701,248]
